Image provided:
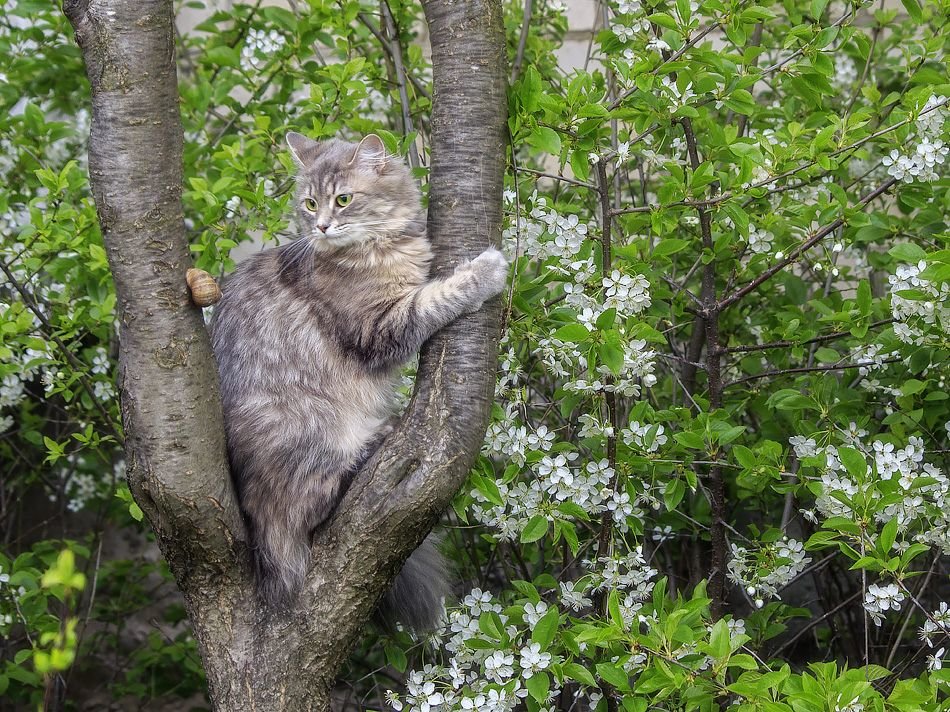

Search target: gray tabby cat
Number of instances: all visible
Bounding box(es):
[210,132,509,630]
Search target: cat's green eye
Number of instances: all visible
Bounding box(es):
[304,197,318,212]
[335,193,353,207]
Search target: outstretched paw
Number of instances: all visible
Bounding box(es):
[469,247,510,300]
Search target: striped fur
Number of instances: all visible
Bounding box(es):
[210,134,507,629]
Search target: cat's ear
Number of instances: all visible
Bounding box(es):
[349,134,387,173]
[286,131,319,167]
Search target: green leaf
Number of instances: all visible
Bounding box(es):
[521,515,550,543]
[204,46,240,67]
[560,520,580,555]
[664,478,685,511]
[570,149,591,182]
[878,517,898,555]
[899,0,922,21]
[521,65,542,113]
[526,671,550,702]
[806,531,840,549]
[553,324,591,342]
[837,447,868,480]
[673,431,706,450]
[128,501,144,522]
[814,347,840,363]
[647,12,679,30]
[478,611,506,641]
[384,644,407,673]
[708,619,731,659]
[653,239,690,257]
[563,662,597,687]
[733,445,757,469]
[471,473,504,506]
[598,342,625,375]
[595,308,617,330]
[728,654,759,670]
[608,589,624,629]
[527,126,561,156]
[532,606,560,649]
[888,243,927,263]
[596,661,630,691]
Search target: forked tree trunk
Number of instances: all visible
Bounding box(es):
[63,1,508,709]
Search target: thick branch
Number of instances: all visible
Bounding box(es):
[64,0,241,571]
[681,116,727,619]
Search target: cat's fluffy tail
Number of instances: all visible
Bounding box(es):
[251,522,449,631]
[377,536,450,633]
[250,517,310,609]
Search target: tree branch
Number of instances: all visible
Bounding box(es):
[724,357,901,389]
[64,0,242,566]
[717,178,898,312]
[510,0,532,84]
[680,115,728,619]
[725,319,895,354]
[67,1,507,708]
[381,0,421,169]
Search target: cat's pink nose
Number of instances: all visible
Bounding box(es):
[316,221,330,233]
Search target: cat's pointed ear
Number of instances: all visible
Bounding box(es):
[349,134,387,173]
[286,131,319,167]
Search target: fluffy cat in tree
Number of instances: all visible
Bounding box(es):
[206,133,509,630]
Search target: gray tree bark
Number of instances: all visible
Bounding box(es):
[63,0,507,709]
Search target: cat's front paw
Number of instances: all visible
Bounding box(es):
[468,247,510,302]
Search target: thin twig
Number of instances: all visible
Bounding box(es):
[770,590,863,657]
[594,159,620,570]
[725,319,895,354]
[0,261,123,444]
[609,22,721,110]
[518,166,597,189]
[718,178,898,312]
[381,0,420,169]
[355,10,432,100]
[724,357,901,389]
[759,1,866,75]
[509,0,533,84]
[610,100,946,218]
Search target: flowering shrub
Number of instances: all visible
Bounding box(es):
[386,0,950,708]
[0,0,948,709]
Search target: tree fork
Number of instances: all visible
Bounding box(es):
[64,0,508,709]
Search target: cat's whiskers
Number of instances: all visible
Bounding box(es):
[273,235,316,281]
[348,219,411,228]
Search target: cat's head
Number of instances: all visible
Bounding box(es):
[285,133,422,250]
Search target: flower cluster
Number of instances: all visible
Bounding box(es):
[727,537,811,606]
[882,140,948,183]
[920,601,950,647]
[881,96,948,183]
[386,588,559,712]
[797,428,950,628]
[864,582,905,626]
[746,224,774,255]
[888,260,950,345]
[602,270,651,315]
[241,28,286,72]
[389,544,660,711]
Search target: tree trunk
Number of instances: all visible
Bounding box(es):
[64,0,508,709]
